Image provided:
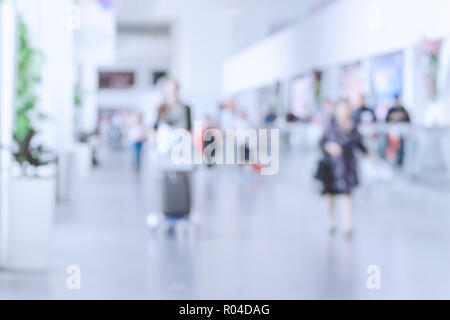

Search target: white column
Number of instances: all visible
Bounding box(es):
[39,0,75,152]
[0,0,17,267]
[79,63,99,134]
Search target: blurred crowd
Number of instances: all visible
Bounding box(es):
[87,77,447,236]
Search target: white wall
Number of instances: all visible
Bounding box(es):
[0,0,17,268]
[75,0,116,65]
[40,0,75,151]
[96,32,171,126]
[97,32,171,109]
[116,0,245,119]
[115,33,170,68]
[230,0,328,54]
[172,11,234,119]
[75,0,117,133]
[0,1,15,163]
[224,0,450,96]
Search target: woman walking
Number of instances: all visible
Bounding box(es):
[317,99,369,236]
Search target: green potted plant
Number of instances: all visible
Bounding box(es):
[6,16,56,272]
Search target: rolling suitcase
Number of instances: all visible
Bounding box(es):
[161,170,192,217]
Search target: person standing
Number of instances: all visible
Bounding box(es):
[386,95,410,123]
[202,114,219,168]
[129,113,147,172]
[152,79,193,235]
[385,95,411,167]
[353,94,376,125]
[317,100,369,236]
[154,79,192,132]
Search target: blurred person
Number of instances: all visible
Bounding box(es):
[109,112,125,149]
[235,109,252,165]
[385,95,411,167]
[217,100,236,168]
[316,99,369,236]
[152,79,193,235]
[286,111,300,123]
[264,106,277,125]
[129,113,147,172]
[154,79,192,132]
[353,94,376,125]
[91,125,101,167]
[202,114,219,168]
[234,109,265,174]
[386,95,410,123]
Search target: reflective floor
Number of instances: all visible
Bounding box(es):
[0,148,449,299]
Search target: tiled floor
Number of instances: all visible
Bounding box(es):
[0,148,449,299]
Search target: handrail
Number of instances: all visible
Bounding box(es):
[278,122,450,136]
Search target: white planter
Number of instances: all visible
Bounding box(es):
[57,151,76,203]
[74,143,92,182]
[7,176,56,272]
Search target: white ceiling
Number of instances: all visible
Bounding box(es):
[113,0,340,57]
[115,0,338,33]
[115,0,254,24]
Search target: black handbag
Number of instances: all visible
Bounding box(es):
[314,158,331,182]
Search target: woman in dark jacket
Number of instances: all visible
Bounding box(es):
[318,99,368,236]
